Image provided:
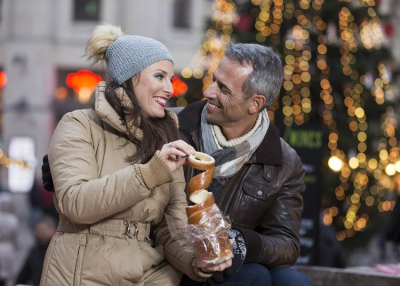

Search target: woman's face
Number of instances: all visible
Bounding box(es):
[133,60,174,119]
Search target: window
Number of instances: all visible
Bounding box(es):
[74,0,100,22]
[173,0,191,28]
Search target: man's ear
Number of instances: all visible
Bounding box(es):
[248,95,266,114]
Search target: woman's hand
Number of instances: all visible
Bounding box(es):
[159,140,196,172]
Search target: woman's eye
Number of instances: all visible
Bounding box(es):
[155,74,164,80]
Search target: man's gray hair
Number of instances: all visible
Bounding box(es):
[224,43,283,108]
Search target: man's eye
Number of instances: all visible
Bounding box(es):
[217,83,226,93]
[220,85,231,95]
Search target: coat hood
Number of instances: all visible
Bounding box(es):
[90,81,128,134]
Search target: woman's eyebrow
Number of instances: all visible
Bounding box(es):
[154,69,168,74]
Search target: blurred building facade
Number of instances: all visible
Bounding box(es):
[0,0,212,190]
[1,1,400,283]
[0,1,211,284]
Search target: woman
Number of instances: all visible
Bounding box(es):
[40,24,210,286]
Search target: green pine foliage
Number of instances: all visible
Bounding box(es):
[196,0,399,244]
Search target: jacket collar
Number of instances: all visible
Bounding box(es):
[90,81,128,134]
[178,100,282,166]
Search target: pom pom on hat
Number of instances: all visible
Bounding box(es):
[86,24,174,85]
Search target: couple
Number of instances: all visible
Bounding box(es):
[40,24,311,286]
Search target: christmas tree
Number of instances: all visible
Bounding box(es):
[181,0,399,257]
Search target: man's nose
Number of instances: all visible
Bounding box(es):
[203,82,217,99]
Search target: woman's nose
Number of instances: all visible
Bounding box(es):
[165,80,174,96]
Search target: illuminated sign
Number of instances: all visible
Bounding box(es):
[7,137,36,193]
[172,76,188,96]
[0,71,7,89]
[66,70,102,103]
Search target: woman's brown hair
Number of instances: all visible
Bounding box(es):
[105,78,179,164]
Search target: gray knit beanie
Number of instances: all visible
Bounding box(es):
[105,35,174,84]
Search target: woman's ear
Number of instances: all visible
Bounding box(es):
[131,73,141,87]
[248,95,266,114]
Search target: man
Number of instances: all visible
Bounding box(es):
[42,43,311,285]
[178,43,310,286]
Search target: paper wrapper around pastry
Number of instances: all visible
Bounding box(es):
[185,152,233,267]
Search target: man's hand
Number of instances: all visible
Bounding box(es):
[207,229,247,285]
[200,256,233,273]
[42,155,55,192]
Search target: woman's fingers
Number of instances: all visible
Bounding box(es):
[159,140,196,171]
[168,140,196,156]
[161,140,195,160]
[166,147,187,159]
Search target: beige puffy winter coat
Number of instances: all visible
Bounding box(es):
[40,83,200,286]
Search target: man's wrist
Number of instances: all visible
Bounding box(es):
[236,227,263,263]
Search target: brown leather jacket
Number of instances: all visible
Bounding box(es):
[178,101,305,269]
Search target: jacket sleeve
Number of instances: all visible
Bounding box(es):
[238,160,304,268]
[153,167,206,282]
[49,111,174,224]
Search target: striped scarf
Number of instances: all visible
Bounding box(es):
[200,106,270,180]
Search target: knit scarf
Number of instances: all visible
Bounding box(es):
[114,86,178,142]
[200,105,270,180]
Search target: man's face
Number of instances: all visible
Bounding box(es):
[203,57,253,130]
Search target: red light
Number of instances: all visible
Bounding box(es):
[0,71,8,89]
[66,70,102,95]
[172,76,188,97]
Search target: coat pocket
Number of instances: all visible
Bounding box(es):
[231,179,278,228]
[81,236,143,285]
[73,245,85,286]
[41,233,86,286]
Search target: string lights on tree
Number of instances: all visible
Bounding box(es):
[184,0,399,242]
